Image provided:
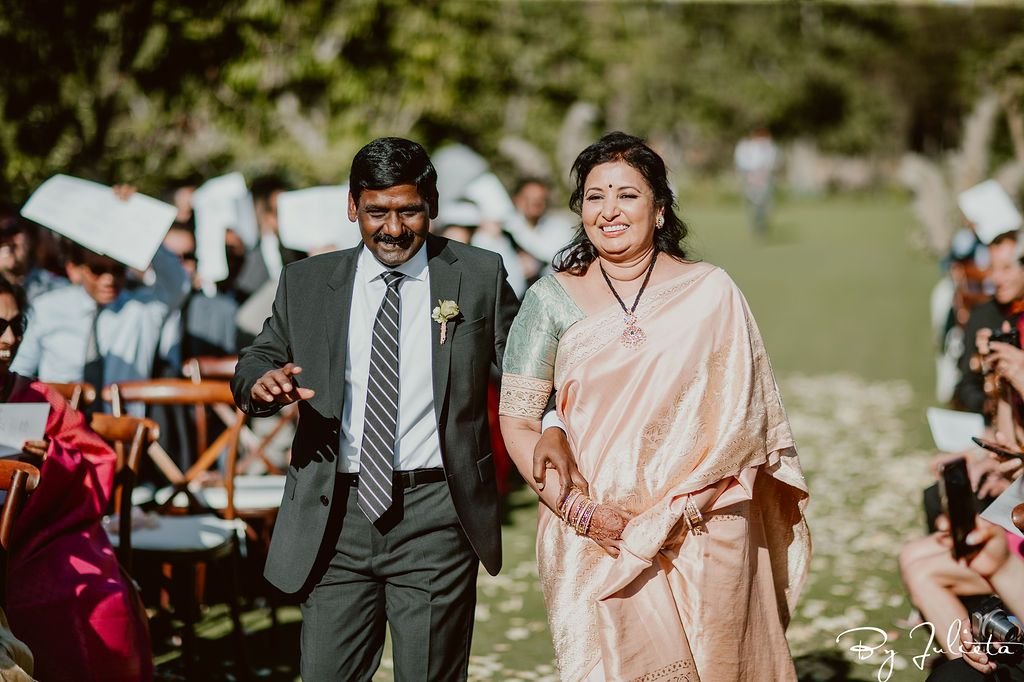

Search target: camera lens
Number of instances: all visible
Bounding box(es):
[982,610,1024,644]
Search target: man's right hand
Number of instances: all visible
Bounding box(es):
[533,427,589,499]
[251,363,315,406]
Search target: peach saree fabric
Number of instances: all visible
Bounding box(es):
[500,264,810,681]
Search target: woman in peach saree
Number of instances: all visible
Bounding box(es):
[499,132,810,681]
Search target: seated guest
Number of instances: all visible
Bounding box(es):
[0,608,33,682]
[11,233,188,413]
[159,222,244,371]
[153,222,244,469]
[928,517,1024,679]
[954,231,1024,414]
[905,327,1024,679]
[233,174,305,300]
[0,278,152,681]
[0,215,67,303]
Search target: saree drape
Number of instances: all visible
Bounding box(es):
[501,264,810,681]
[8,376,153,681]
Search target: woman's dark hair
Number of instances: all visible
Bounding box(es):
[554,131,689,275]
[0,277,29,333]
[349,137,440,219]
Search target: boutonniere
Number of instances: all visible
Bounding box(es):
[431,299,460,344]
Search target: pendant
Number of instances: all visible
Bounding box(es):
[621,312,647,348]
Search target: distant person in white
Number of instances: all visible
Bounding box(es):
[436,201,528,298]
[734,127,779,237]
[503,178,575,283]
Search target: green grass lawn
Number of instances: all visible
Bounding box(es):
[687,192,937,400]
[157,192,944,681]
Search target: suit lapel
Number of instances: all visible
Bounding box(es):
[326,246,360,415]
[427,236,461,428]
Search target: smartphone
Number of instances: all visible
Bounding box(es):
[972,437,1024,460]
[939,457,977,559]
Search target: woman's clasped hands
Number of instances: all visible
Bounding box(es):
[533,427,633,558]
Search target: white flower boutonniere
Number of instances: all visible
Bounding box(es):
[431,299,460,345]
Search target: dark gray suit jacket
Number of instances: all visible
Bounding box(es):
[232,236,520,594]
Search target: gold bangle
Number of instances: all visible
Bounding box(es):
[684,498,704,535]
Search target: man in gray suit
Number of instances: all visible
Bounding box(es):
[232,138,520,680]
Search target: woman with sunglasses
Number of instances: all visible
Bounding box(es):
[0,278,152,681]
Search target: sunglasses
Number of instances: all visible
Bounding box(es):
[0,315,25,337]
[86,262,127,277]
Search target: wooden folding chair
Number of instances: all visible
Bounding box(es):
[0,461,40,609]
[103,379,249,677]
[43,382,96,412]
[181,358,291,628]
[183,355,294,475]
[89,414,160,574]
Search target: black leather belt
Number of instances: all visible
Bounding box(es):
[339,467,446,489]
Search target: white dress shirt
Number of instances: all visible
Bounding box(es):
[339,245,443,473]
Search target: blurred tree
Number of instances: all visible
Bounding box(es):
[1,1,1023,206]
[0,0,263,202]
[991,34,1024,163]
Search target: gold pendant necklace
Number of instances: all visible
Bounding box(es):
[599,252,658,349]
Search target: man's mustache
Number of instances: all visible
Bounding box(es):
[374,232,415,246]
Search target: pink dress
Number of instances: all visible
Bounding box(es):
[7,375,152,681]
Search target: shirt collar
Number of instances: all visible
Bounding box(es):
[358,242,429,283]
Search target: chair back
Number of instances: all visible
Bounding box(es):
[103,379,245,519]
[0,461,40,551]
[89,414,159,572]
[182,356,238,382]
[180,358,234,458]
[0,460,41,608]
[184,356,289,475]
[43,382,97,412]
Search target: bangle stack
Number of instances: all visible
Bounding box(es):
[683,497,704,535]
[559,486,598,536]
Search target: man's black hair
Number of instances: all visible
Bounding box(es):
[349,138,439,219]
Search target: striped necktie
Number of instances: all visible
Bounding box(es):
[358,270,405,522]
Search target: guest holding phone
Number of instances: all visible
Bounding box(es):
[917,516,1024,680]
[900,481,1024,679]
[902,331,1024,679]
